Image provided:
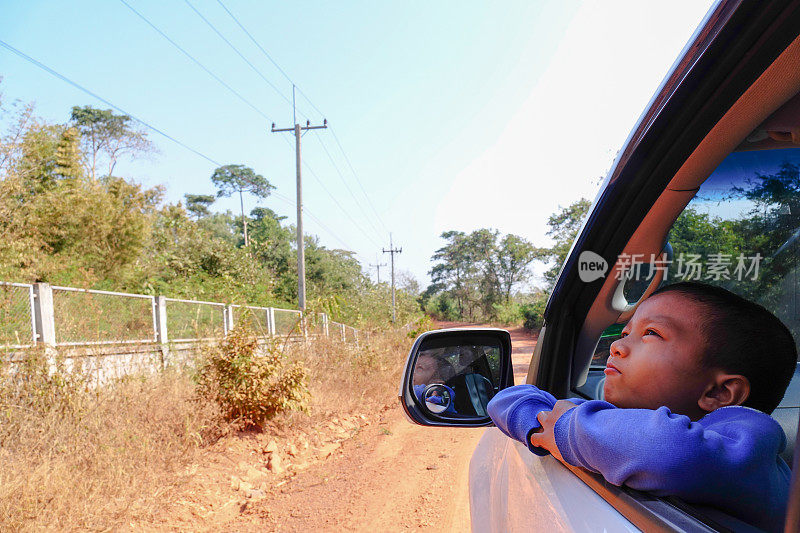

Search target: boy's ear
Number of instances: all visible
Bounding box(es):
[698,373,751,412]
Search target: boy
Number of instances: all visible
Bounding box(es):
[487,282,797,532]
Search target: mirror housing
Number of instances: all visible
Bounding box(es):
[399,328,514,427]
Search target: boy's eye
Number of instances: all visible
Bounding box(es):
[620,331,629,338]
[644,328,661,338]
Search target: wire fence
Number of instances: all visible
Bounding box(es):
[0,281,360,350]
[274,308,303,336]
[232,305,271,337]
[52,287,156,346]
[0,282,36,348]
[165,298,226,341]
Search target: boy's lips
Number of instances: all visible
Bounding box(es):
[604,361,621,376]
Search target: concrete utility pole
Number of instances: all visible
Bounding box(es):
[382,234,402,323]
[271,85,327,311]
[370,258,387,284]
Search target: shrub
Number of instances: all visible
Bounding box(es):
[520,297,548,331]
[407,314,435,339]
[196,327,309,428]
[492,301,523,326]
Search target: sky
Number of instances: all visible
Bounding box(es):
[0,0,717,288]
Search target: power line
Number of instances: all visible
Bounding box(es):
[183,0,293,108]
[119,0,381,255]
[117,0,273,122]
[0,39,220,167]
[213,0,389,234]
[276,134,381,248]
[383,234,402,323]
[271,191,355,250]
[215,0,297,91]
[314,134,384,241]
[0,38,358,254]
[329,127,390,235]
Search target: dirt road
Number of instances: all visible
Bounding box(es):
[226,325,537,532]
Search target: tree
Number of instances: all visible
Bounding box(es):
[70,105,153,179]
[211,164,274,247]
[497,234,543,301]
[427,229,541,320]
[184,194,215,219]
[55,127,82,179]
[543,198,592,286]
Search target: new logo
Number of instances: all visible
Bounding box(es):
[578,251,608,282]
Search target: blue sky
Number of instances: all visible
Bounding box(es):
[0,0,715,287]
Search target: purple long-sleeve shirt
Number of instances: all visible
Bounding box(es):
[487,384,790,532]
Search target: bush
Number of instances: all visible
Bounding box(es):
[492,301,523,326]
[520,297,548,331]
[196,327,309,428]
[406,314,435,339]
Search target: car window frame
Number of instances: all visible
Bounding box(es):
[528,2,800,530]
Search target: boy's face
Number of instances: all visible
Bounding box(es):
[604,292,716,417]
[414,354,439,385]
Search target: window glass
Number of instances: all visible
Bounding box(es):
[666,147,800,358]
[590,144,800,371]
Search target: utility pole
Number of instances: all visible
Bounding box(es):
[271,85,327,311]
[370,257,387,284]
[382,234,402,323]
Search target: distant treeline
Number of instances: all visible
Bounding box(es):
[422,200,593,327]
[0,95,419,327]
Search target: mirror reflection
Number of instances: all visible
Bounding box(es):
[411,341,501,418]
[421,384,453,414]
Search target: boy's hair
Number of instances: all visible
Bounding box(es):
[651,281,797,414]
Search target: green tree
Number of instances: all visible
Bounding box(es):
[497,234,543,302]
[427,229,540,320]
[55,127,82,179]
[184,193,215,219]
[70,105,153,179]
[543,198,592,286]
[211,164,274,247]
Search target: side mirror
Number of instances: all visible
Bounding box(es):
[398,328,514,427]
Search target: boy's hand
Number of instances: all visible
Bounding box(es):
[529,399,577,462]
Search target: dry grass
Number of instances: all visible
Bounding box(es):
[273,328,412,432]
[0,350,221,531]
[0,329,413,531]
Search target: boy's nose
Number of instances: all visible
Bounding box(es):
[609,337,629,358]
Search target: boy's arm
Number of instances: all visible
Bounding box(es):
[551,401,787,497]
[487,385,588,456]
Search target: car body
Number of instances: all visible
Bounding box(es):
[400,1,800,531]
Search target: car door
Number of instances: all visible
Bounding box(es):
[469,2,800,531]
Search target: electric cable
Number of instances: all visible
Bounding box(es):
[314,134,384,241]
[272,191,353,251]
[0,38,220,167]
[117,0,273,122]
[183,0,294,108]
[277,135,382,248]
[329,127,390,235]
[215,0,390,236]
[0,38,358,253]
[118,0,380,253]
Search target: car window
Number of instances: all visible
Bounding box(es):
[587,137,800,383]
[667,146,800,357]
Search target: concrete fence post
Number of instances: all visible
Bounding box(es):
[32,282,57,373]
[155,296,169,367]
[224,305,235,334]
[340,323,346,342]
[268,308,276,336]
[265,308,274,336]
[322,313,329,337]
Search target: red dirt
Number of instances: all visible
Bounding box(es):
[158,324,536,531]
